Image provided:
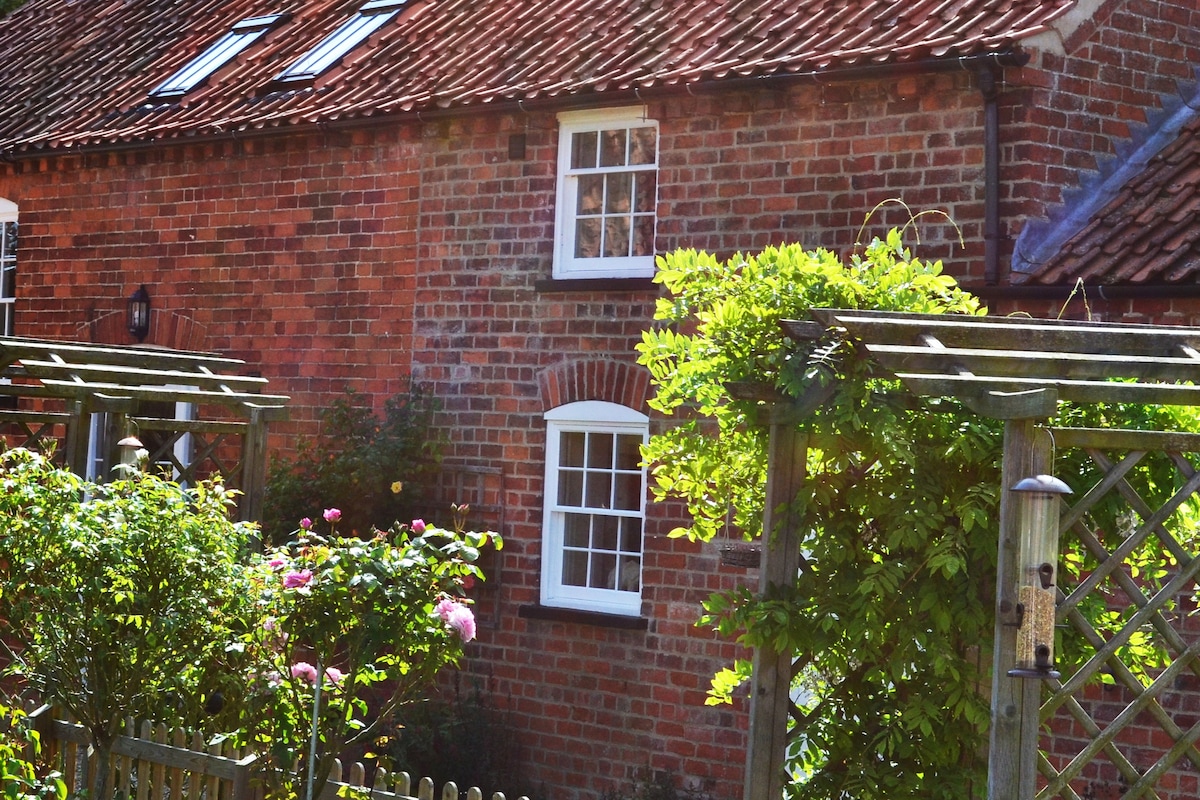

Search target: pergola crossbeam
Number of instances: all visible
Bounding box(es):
[745,309,1200,800]
[0,335,288,521]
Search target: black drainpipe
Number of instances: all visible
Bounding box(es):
[976,53,1028,286]
[978,64,1001,286]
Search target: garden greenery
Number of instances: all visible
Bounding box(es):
[263,385,442,545]
[0,704,65,800]
[240,507,498,800]
[638,233,996,798]
[637,232,1200,799]
[0,449,253,800]
[0,448,498,800]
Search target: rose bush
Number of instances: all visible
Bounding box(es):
[238,504,499,800]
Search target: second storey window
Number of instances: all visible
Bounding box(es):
[554,108,658,279]
[541,401,648,616]
[0,199,16,337]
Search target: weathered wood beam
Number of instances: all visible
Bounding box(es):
[896,373,1200,407]
[0,337,245,369]
[745,423,807,800]
[130,416,249,435]
[963,388,1059,420]
[19,359,270,391]
[40,379,289,415]
[1048,427,1200,453]
[809,309,1200,358]
[988,420,1054,800]
[866,343,1200,383]
[777,319,825,341]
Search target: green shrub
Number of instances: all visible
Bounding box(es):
[387,680,531,800]
[0,704,65,800]
[0,448,253,800]
[262,385,443,544]
[237,512,498,800]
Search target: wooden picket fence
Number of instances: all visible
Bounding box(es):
[27,706,527,800]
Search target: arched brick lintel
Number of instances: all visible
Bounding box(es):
[78,309,209,352]
[537,359,652,413]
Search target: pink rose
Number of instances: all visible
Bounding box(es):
[435,598,476,643]
[323,508,341,523]
[411,518,426,533]
[324,667,346,684]
[283,569,313,589]
[299,517,313,530]
[290,662,318,684]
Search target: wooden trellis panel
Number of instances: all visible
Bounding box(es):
[1037,427,1200,800]
[0,335,288,521]
[743,310,1200,800]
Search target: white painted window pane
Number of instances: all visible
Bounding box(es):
[0,220,16,337]
[152,16,281,97]
[277,8,398,81]
[556,112,657,278]
[541,401,647,613]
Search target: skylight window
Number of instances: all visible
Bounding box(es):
[275,0,407,83]
[152,14,285,98]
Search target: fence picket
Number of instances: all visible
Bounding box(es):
[151,722,168,800]
[170,727,186,800]
[187,731,205,800]
[373,766,391,795]
[31,711,529,800]
[117,717,134,800]
[135,719,151,800]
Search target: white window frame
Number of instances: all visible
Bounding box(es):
[553,107,659,280]
[151,15,285,98]
[0,198,15,337]
[275,0,407,83]
[541,400,648,616]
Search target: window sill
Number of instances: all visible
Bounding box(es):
[518,603,649,630]
[534,277,658,293]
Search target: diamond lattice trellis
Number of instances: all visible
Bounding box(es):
[1039,429,1200,800]
[739,311,1200,800]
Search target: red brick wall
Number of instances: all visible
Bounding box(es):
[0,129,423,442]
[1002,0,1200,259]
[1,19,1197,793]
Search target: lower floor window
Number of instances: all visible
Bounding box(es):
[541,401,648,616]
[0,213,16,337]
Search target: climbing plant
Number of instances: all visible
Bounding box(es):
[637,231,1200,798]
[638,232,999,799]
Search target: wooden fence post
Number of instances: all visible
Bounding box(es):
[744,418,807,800]
[987,418,1053,800]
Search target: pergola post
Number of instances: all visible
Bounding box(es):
[744,417,807,800]
[62,397,91,475]
[987,417,1054,800]
[239,405,269,529]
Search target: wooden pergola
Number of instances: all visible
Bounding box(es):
[0,335,288,522]
[743,310,1200,800]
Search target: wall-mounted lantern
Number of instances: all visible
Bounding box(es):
[1008,473,1072,679]
[127,285,151,342]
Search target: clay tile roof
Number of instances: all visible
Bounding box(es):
[1013,89,1200,286]
[0,0,1076,154]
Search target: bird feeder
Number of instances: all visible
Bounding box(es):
[1007,473,1072,679]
